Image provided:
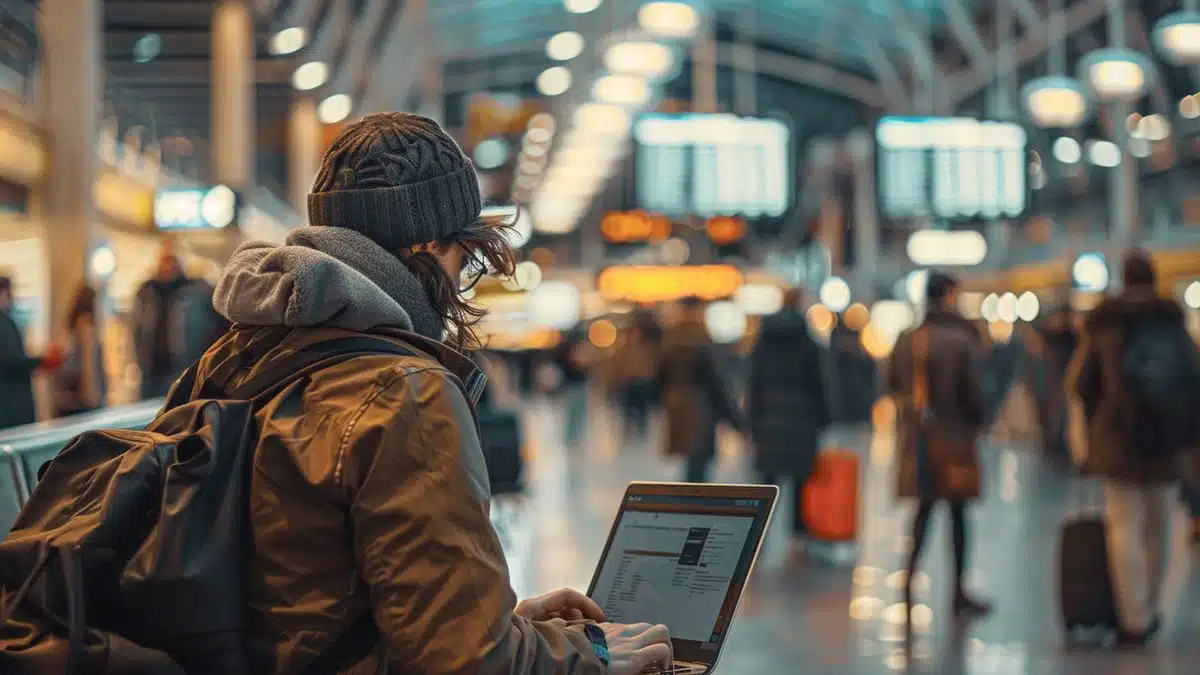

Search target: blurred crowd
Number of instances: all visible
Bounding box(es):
[0,243,227,429]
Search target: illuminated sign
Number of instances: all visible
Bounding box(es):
[634,114,791,218]
[706,216,746,246]
[1072,252,1109,292]
[597,265,744,303]
[876,116,1028,220]
[601,210,672,243]
[153,185,239,231]
[905,229,988,266]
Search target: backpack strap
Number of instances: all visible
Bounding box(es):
[224,336,418,401]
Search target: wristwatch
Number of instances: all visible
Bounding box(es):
[584,623,609,672]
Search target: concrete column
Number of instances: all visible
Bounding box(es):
[1109,98,1139,279]
[288,97,321,218]
[40,0,101,339]
[212,0,255,189]
[847,130,879,298]
[691,19,718,113]
[408,0,444,122]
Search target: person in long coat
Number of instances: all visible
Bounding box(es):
[885,271,992,622]
[657,297,742,483]
[746,288,830,540]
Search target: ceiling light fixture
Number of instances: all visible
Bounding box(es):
[269,27,307,55]
[604,40,677,81]
[637,2,701,39]
[546,31,585,61]
[537,67,572,96]
[317,94,353,124]
[292,61,329,91]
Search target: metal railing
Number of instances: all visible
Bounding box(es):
[0,400,162,532]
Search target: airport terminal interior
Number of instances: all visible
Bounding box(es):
[2,0,1200,673]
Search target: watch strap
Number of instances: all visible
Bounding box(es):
[583,623,609,670]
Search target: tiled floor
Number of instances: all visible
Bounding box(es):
[492,392,1200,674]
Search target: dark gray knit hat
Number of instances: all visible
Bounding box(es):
[307,112,483,250]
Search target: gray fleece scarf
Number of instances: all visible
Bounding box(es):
[212,226,444,339]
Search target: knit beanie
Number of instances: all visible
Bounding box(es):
[307,112,483,250]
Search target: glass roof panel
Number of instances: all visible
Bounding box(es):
[431,0,954,65]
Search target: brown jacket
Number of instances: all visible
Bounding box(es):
[1065,292,1196,485]
[885,310,987,500]
[197,326,604,675]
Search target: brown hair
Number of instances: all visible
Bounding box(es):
[67,284,98,331]
[393,211,517,352]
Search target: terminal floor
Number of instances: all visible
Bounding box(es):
[490,393,1200,675]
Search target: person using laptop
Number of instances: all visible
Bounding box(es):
[205,112,670,674]
[588,483,779,673]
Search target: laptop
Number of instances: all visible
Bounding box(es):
[587,482,779,674]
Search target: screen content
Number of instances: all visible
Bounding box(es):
[634,114,791,219]
[590,496,765,648]
[875,116,1028,221]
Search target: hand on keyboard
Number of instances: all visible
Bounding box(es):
[599,622,672,675]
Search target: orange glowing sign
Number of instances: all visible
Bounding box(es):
[597,265,744,303]
[601,210,672,243]
[706,216,746,245]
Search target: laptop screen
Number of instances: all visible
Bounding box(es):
[588,485,776,664]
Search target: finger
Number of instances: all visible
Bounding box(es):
[562,608,584,621]
[638,623,671,649]
[542,589,606,622]
[631,643,672,671]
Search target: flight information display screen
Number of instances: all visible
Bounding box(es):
[875,116,1028,221]
[634,114,791,219]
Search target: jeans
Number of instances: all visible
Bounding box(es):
[563,383,588,447]
[683,452,713,484]
[1102,480,1191,632]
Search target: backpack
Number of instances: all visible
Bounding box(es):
[1120,322,1200,457]
[0,333,412,674]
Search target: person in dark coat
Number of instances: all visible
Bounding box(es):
[0,276,60,429]
[1065,250,1198,646]
[131,246,229,399]
[747,288,830,539]
[657,297,743,483]
[885,271,991,622]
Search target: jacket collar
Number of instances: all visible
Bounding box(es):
[922,308,977,335]
[1085,290,1184,332]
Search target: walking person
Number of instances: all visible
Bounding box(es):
[746,288,830,545]
[1065,250,1200,646]
[886,272,992,624]
[0,275,62,429]
[658,297,743,483]
[54,284,106,417]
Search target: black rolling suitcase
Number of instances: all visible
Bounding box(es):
[1059,482,1119,639]
[479,408,525,496]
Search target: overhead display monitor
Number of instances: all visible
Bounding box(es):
[634,114,791,219]
[875,116,1029,221]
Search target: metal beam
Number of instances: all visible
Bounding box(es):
[942,0,995,69]
[107,59,293,84]
[861,40,910,112]
[718,45,886,108]
[328,0,391,94]
[947,0,1108,106]
[1003,0,1045,35]
[358,0,425,113]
